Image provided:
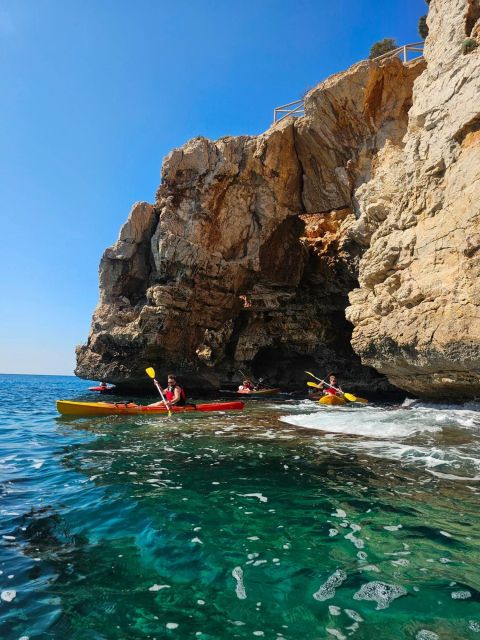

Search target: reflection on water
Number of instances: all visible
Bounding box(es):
[1,375,480,639]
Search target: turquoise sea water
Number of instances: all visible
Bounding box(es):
[1,374,480,639]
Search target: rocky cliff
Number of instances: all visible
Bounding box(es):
[76,0,479,398]
[346,0,480,398]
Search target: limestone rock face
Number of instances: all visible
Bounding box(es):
[76,46,424,395]
[346,0,480,397]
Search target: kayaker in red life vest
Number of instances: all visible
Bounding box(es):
[238,378,254,393]
[317,373,343,396]
[150,374,186,407]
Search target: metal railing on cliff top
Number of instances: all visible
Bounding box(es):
[273,42,425,124]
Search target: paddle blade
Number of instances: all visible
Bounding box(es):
[307,381,320,388]
[344,393,368,403]
[145,367,156,379]
[305,371,316,378]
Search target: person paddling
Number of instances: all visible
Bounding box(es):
[238,378,260,393]
[238,378,255,392]
[149,374,186,407]
[316,373,344,397]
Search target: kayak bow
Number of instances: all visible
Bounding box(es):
[318,395,346,406]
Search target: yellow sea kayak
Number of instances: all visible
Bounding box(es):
[318,395,346,406]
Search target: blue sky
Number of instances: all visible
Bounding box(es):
[0,0,427,375]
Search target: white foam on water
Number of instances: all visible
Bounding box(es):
[346,622,359,633]
[279,405,441,438]
[313,569,347,601]
[232,566,247,600]
[344,532,364,549]
[360,564,380,573]
[451,590,471,599]
[329,529,339,537]
[344,609,363,622]
[384,525,402,531]
[148,584,170,591]
[166,623,178,629]
[326,629,346,640]
[391,558,410,567]
[332,509,347,518]
[326,438,480,479]
[329,605,341,616]
[239,493,268,502]
[353,581,407,610]
[416,631,439,640]
[1,590,16,602]
[469,620,480,632]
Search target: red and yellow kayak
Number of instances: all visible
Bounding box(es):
[57,400,245,417]
[318,395,346,406]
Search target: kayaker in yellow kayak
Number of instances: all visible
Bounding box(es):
[313,373,344,398]
[149,374,187,407]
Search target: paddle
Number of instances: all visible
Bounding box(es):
[305,371,368,403]
[145,367,172,417]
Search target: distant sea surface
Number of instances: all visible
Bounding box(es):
[1,373,480,639]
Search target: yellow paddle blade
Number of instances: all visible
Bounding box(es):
[344,393,368,403]
[307,381,320,388]
[145,367,156,379]
[305,371,317,378]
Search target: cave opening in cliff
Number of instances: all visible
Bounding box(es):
[465,0,480,36]
[251,346,318,388]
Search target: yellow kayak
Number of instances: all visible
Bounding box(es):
[319,395,346,406]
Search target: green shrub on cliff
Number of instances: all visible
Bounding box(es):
[462,38,478,54]
[418,15,429,39]
[369,38,397,59]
